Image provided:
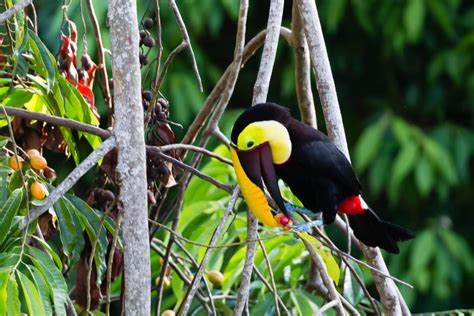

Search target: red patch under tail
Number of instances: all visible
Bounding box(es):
[337,195,366,215]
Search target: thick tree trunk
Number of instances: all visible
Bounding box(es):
[108,0,151,314]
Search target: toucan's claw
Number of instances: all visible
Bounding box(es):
[284,203,321,217]
[289,220,324,233]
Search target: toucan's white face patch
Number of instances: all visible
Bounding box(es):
[236,120,292,164]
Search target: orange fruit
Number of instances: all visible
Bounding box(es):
[207,270,224,287]
[162,310,175,316]
[31,181,47,200]
[30,155,47,170]
[26,149,41,158]
[155,276,171,288]
[8,156,23,170]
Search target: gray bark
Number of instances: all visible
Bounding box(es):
[296,0,408,314]
[108,0,151,314]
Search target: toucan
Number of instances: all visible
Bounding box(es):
[230,103,414,254]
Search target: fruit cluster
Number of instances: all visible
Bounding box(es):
[139,18,156,66]
[8,148,54,200]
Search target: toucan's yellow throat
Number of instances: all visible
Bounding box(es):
[234,120,292,165]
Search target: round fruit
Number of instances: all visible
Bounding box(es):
[30,155,47,170]
[139,54,148,66]
[8,156,23,170]
[31,182,47,200]
[162,310,175,316]
[142,36,155,48]
[142,90,153,102]
[207,270,224,287]
[155,276,171,288]
[143,18,154,30]
[26,149,41,158]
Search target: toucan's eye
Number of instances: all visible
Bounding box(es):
[247,140,254,148]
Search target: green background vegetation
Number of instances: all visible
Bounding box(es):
[1,0,473,314]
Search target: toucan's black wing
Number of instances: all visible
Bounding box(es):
[288,122,362,197]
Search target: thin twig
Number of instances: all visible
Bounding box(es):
[85,0,113,127]
[257,237,281,315]
[153,0,164,86]
[105,211,123,316]
[0,0,32,24]
[179,29,267,155]
[155,186,185,314]
[147,41,187,124]
[178,186,240,315]
[301,238,346,315]
[173,239,216,315]
[168,0,203,92]
[315,300,339,316]
[159,143,232,166]
[150,243,211,312]
[296,0,408,313]
[252,265,290,315]
[149,225,283,250]
[86,205,114,312]
[233,211,258,316]
[154,41,186,93]
[0,105,111,139]
[146,147,233,193]
[291,0,316,128]
[19,136,117,229]
[235,1,285,314]
[252,0,284,105]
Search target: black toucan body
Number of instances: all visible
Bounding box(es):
[230,103,414,254]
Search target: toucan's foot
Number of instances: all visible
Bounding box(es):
[289,220,324,233]
[284,203,321,217]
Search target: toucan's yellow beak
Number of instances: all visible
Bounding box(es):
[230,144,285,227]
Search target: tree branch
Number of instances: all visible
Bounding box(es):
[178,187,240,315]
[0,0,32,24]
[109,0,150,313]
[252,0,284,105]
[296,0,408,313]
[168,0,203,92]
[291,0,316,128]
[235,1,285,314]
[301,238,346,315]
[0,106,111,139]
[19,136,117,229]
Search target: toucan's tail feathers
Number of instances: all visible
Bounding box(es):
[348,209,415,254]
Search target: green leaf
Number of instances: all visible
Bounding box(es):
[0,135,9,148]
[404,0,425,42]
[391,117,412,145]
[297,233,340,284]
[354,122,384,172]
[28,247,68,315]
[54,197,84,260]
[368,153,391,195]
[410,230,435,281]
[426,0,456,38]
[17,270,45,316]
[0,271,7,315]
[422,139,458,185]
[342,261,364,305]
[28,30,56,92]
[6,274,21,316]
[30,266,53,316]
[0,188,24,245]
[291,289,322,316]
[325,0,347,33]
[389,143,418,200]
[31,235,63,271]
[415,155,434,196]
[69,195,109,283]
